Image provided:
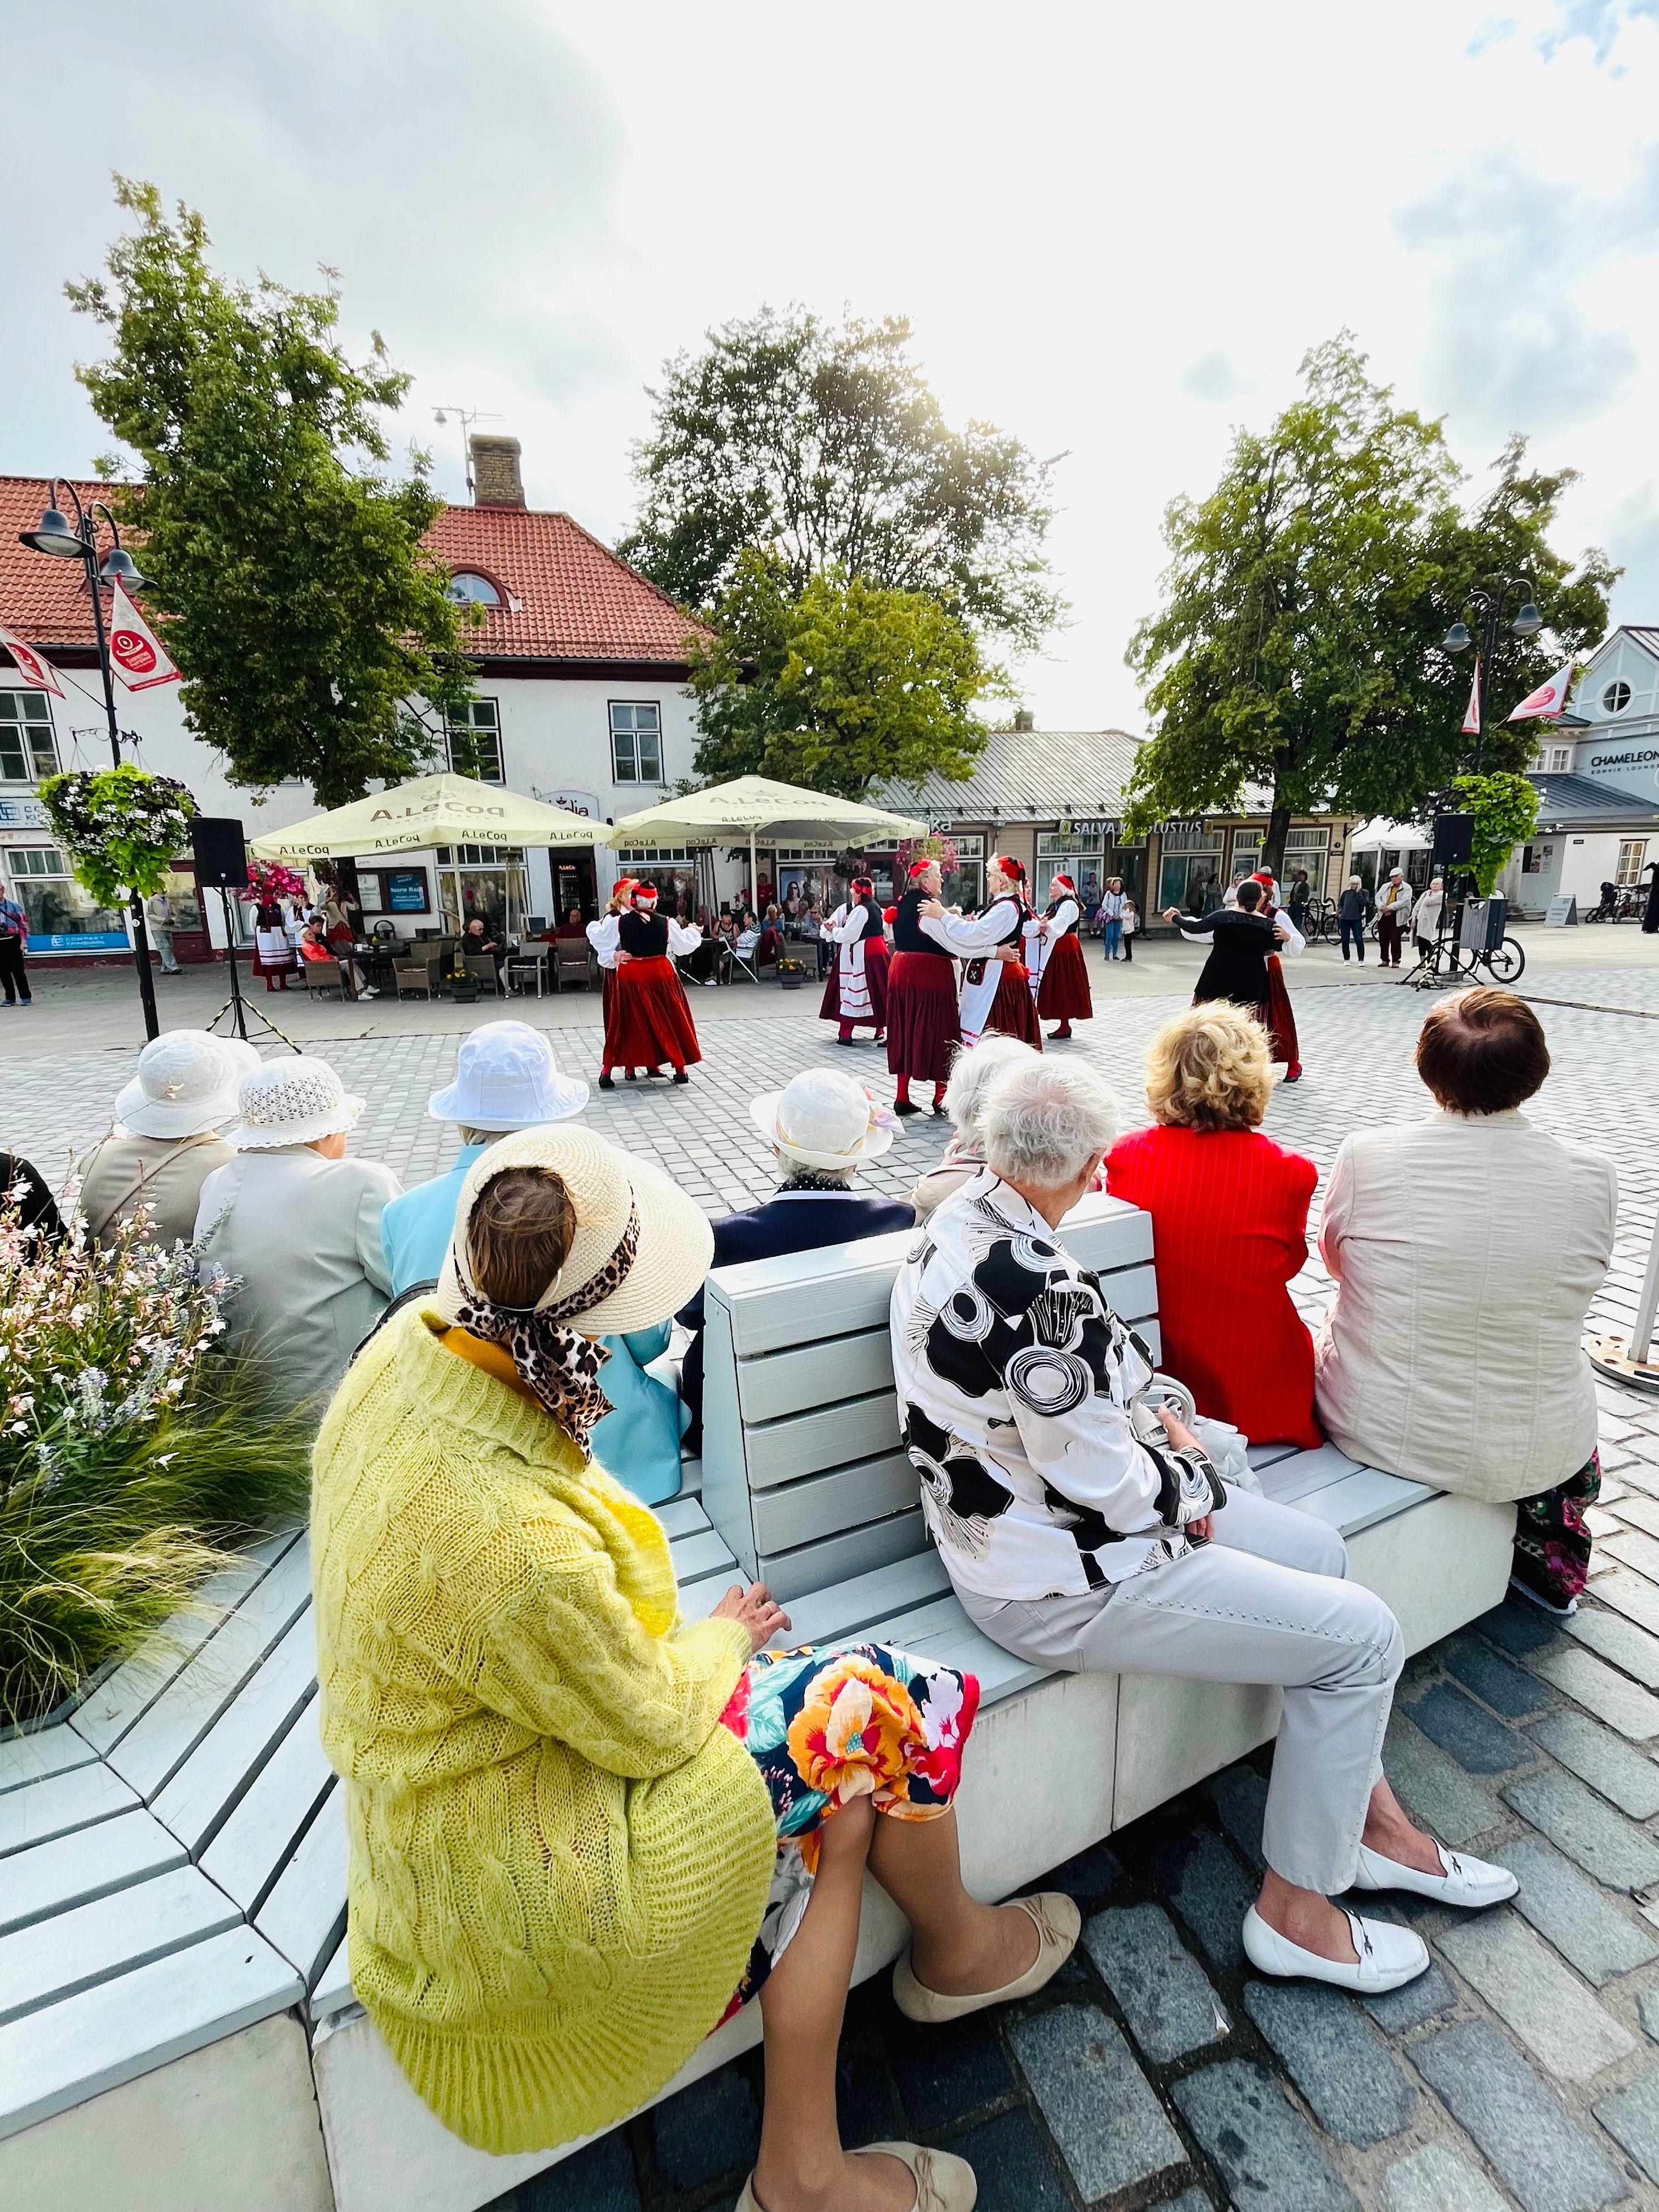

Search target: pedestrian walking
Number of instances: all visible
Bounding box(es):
[1643,857,1658,936]
[1412,877,1445,961]
[1098,878,1126,960]
[1337,877,1371,963]
[145,887,181,974]
[0,882,30,1007]
[1375,870,1413,969]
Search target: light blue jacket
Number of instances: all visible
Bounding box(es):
[380,1147,688,1504]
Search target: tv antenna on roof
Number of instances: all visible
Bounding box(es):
[432,405,503,498]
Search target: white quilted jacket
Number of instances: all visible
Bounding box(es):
[1313,1110,1615,1503]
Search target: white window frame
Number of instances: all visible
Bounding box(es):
[610,701,664,786]
[0,692,60,785]
[1548,746,1572,773]
[1616,838,1649,888]
[447,697,504,785]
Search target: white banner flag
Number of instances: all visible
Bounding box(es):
[1506,663,1575,721]
[1460,659,1482,737]
[107,579,180,692]
[0,624,65,697]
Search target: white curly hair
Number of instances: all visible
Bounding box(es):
[981,1058,1120,1188]
[941,1034,1040,1144]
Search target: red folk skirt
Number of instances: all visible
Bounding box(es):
[605,956,702,1071]
[820,940,890,1027]
[1036,933,1092,1023]
[1262,955,1300,1069]
[885,951,961,1085]
[988,961,1042,1048]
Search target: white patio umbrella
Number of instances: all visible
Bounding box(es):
[608,775,927,907]
[248,771,609,861]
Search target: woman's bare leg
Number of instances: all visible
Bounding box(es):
[1254,1777,1446,1963]
[753,1800,912,2212]
[867,1808,1039,1996]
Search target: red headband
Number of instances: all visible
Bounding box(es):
[990,853,1026,882]
[1251,870,1274,885]
[908,859,936,880]
[851,876,873,896]
[1050,873,1075,893]
[630,883,658,905]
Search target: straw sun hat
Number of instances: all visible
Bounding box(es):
[435,1123,713,1337]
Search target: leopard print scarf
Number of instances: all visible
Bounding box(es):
[454,1203,641,1453]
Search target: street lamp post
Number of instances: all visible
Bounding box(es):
[1442,577,1543,774]
[18,479,161,1041]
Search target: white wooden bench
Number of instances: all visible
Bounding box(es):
[0,1195,1516,2212]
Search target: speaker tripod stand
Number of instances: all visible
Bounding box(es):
[203,886,302,1053]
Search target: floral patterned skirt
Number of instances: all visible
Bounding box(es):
[1512,1452,1600,1610]
[714,1641,980,2022]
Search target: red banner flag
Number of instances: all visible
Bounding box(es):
[108,579,179,692]
[0,623,65,697]
[1460,659,1482,737]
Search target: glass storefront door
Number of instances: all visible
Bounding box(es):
[436,843,528,938]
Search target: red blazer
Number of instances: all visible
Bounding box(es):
[1105,1123,1321,1448]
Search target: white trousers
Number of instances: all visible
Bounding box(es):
[958,1487,1404,1895]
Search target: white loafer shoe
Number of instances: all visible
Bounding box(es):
[1243,1905,1429,1994]
[1351,1841,1517,1908]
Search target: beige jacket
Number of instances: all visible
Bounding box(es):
[195,1148,400,1415]
[1314,1110,1615,1502]
[78,1130,235,1250]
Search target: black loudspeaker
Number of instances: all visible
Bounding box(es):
[1431,814,1474,870]
[191,816,249,890]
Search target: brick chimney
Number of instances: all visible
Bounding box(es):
[1013,708,1035,732]
[470,435,526,508]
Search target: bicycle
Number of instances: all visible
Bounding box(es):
[1405,929,1526,988]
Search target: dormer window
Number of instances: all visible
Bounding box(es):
[1602,679,1632,714]
[447,572,501,606]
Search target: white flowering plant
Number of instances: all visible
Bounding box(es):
[0,1177,311,1726]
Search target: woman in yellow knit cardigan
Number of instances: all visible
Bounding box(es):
[312,1124,1079,2212]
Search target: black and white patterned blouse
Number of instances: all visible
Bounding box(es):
[889,1170,1223,1600]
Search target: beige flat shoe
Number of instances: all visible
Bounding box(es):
[892,1891,1080,2024]
[737,2143,976,2211]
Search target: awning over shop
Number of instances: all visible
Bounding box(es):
[1349,816,1432,854]
[610,776,926,901]
[247,772,609,861]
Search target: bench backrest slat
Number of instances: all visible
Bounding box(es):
[0,1864,240,2029]
[150,1606,319,1854]
[253,1781,348,1989]
[0,1810,186,1939]
[0,1760,139,1860]
[0,1724,99,1799]
[199,1701,333,1916]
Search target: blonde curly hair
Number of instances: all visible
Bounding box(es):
[1145,1003,1274,1132]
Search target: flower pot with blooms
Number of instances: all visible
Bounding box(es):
[0,1176,311,1728]
[776,955,808,990]
[37,767,198,909]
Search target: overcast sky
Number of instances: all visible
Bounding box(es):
[7,0,1659,732]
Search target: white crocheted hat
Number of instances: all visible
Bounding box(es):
[233,1058,364,1149]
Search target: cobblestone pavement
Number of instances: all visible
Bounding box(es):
[10,973,1659,2209]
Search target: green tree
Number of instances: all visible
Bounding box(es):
[622,306,1063,650]
[68,180,475,808]
[1451,770,1540,894]
[685,551,993,800]
[1125,339,1615,873]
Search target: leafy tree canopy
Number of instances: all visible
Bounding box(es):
[622,306,1063,651]
[684,550,995,800]
[1124,337,1616,870]
[69,180,475,808]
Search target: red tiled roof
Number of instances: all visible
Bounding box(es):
[0,475,710,668]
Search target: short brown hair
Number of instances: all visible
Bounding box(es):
[1416,989,1549,1114]
[1146,1004,1274,1132]
[467,1167,577,1308]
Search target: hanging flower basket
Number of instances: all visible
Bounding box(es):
[36,768,198,908]
[245,860,307,906]
[895,833,959,879]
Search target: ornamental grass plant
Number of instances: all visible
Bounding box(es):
[0,1177,312,1728]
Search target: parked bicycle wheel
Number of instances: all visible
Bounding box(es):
[1485,937,1526,983]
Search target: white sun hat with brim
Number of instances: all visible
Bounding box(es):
[426,1020,589,1130]
[749,1068,895,1173]
[114,1031,246,1140]
[433,1123,713,1338]
[233,1058,365,1150]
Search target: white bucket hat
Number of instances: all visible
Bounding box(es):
[435,1123,713,1336]
[749,1068,895,1173]
[115,1031,245,1139]
[426,1020,588,1130]
[234,1057,364,1150]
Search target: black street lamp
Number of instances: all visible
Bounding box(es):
[18,478,161,1040]
[1442,576,1543,774]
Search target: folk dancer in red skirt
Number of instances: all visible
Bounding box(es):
[949,854,1043,1052]
[884,859,967,1117]
[597,883,704,1089]
[1250,870,1305,1082]
[1164,878,1305,1081]
[1029,871,1094,1041]
[587,879,639,1079]
[819,874,889,1045]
